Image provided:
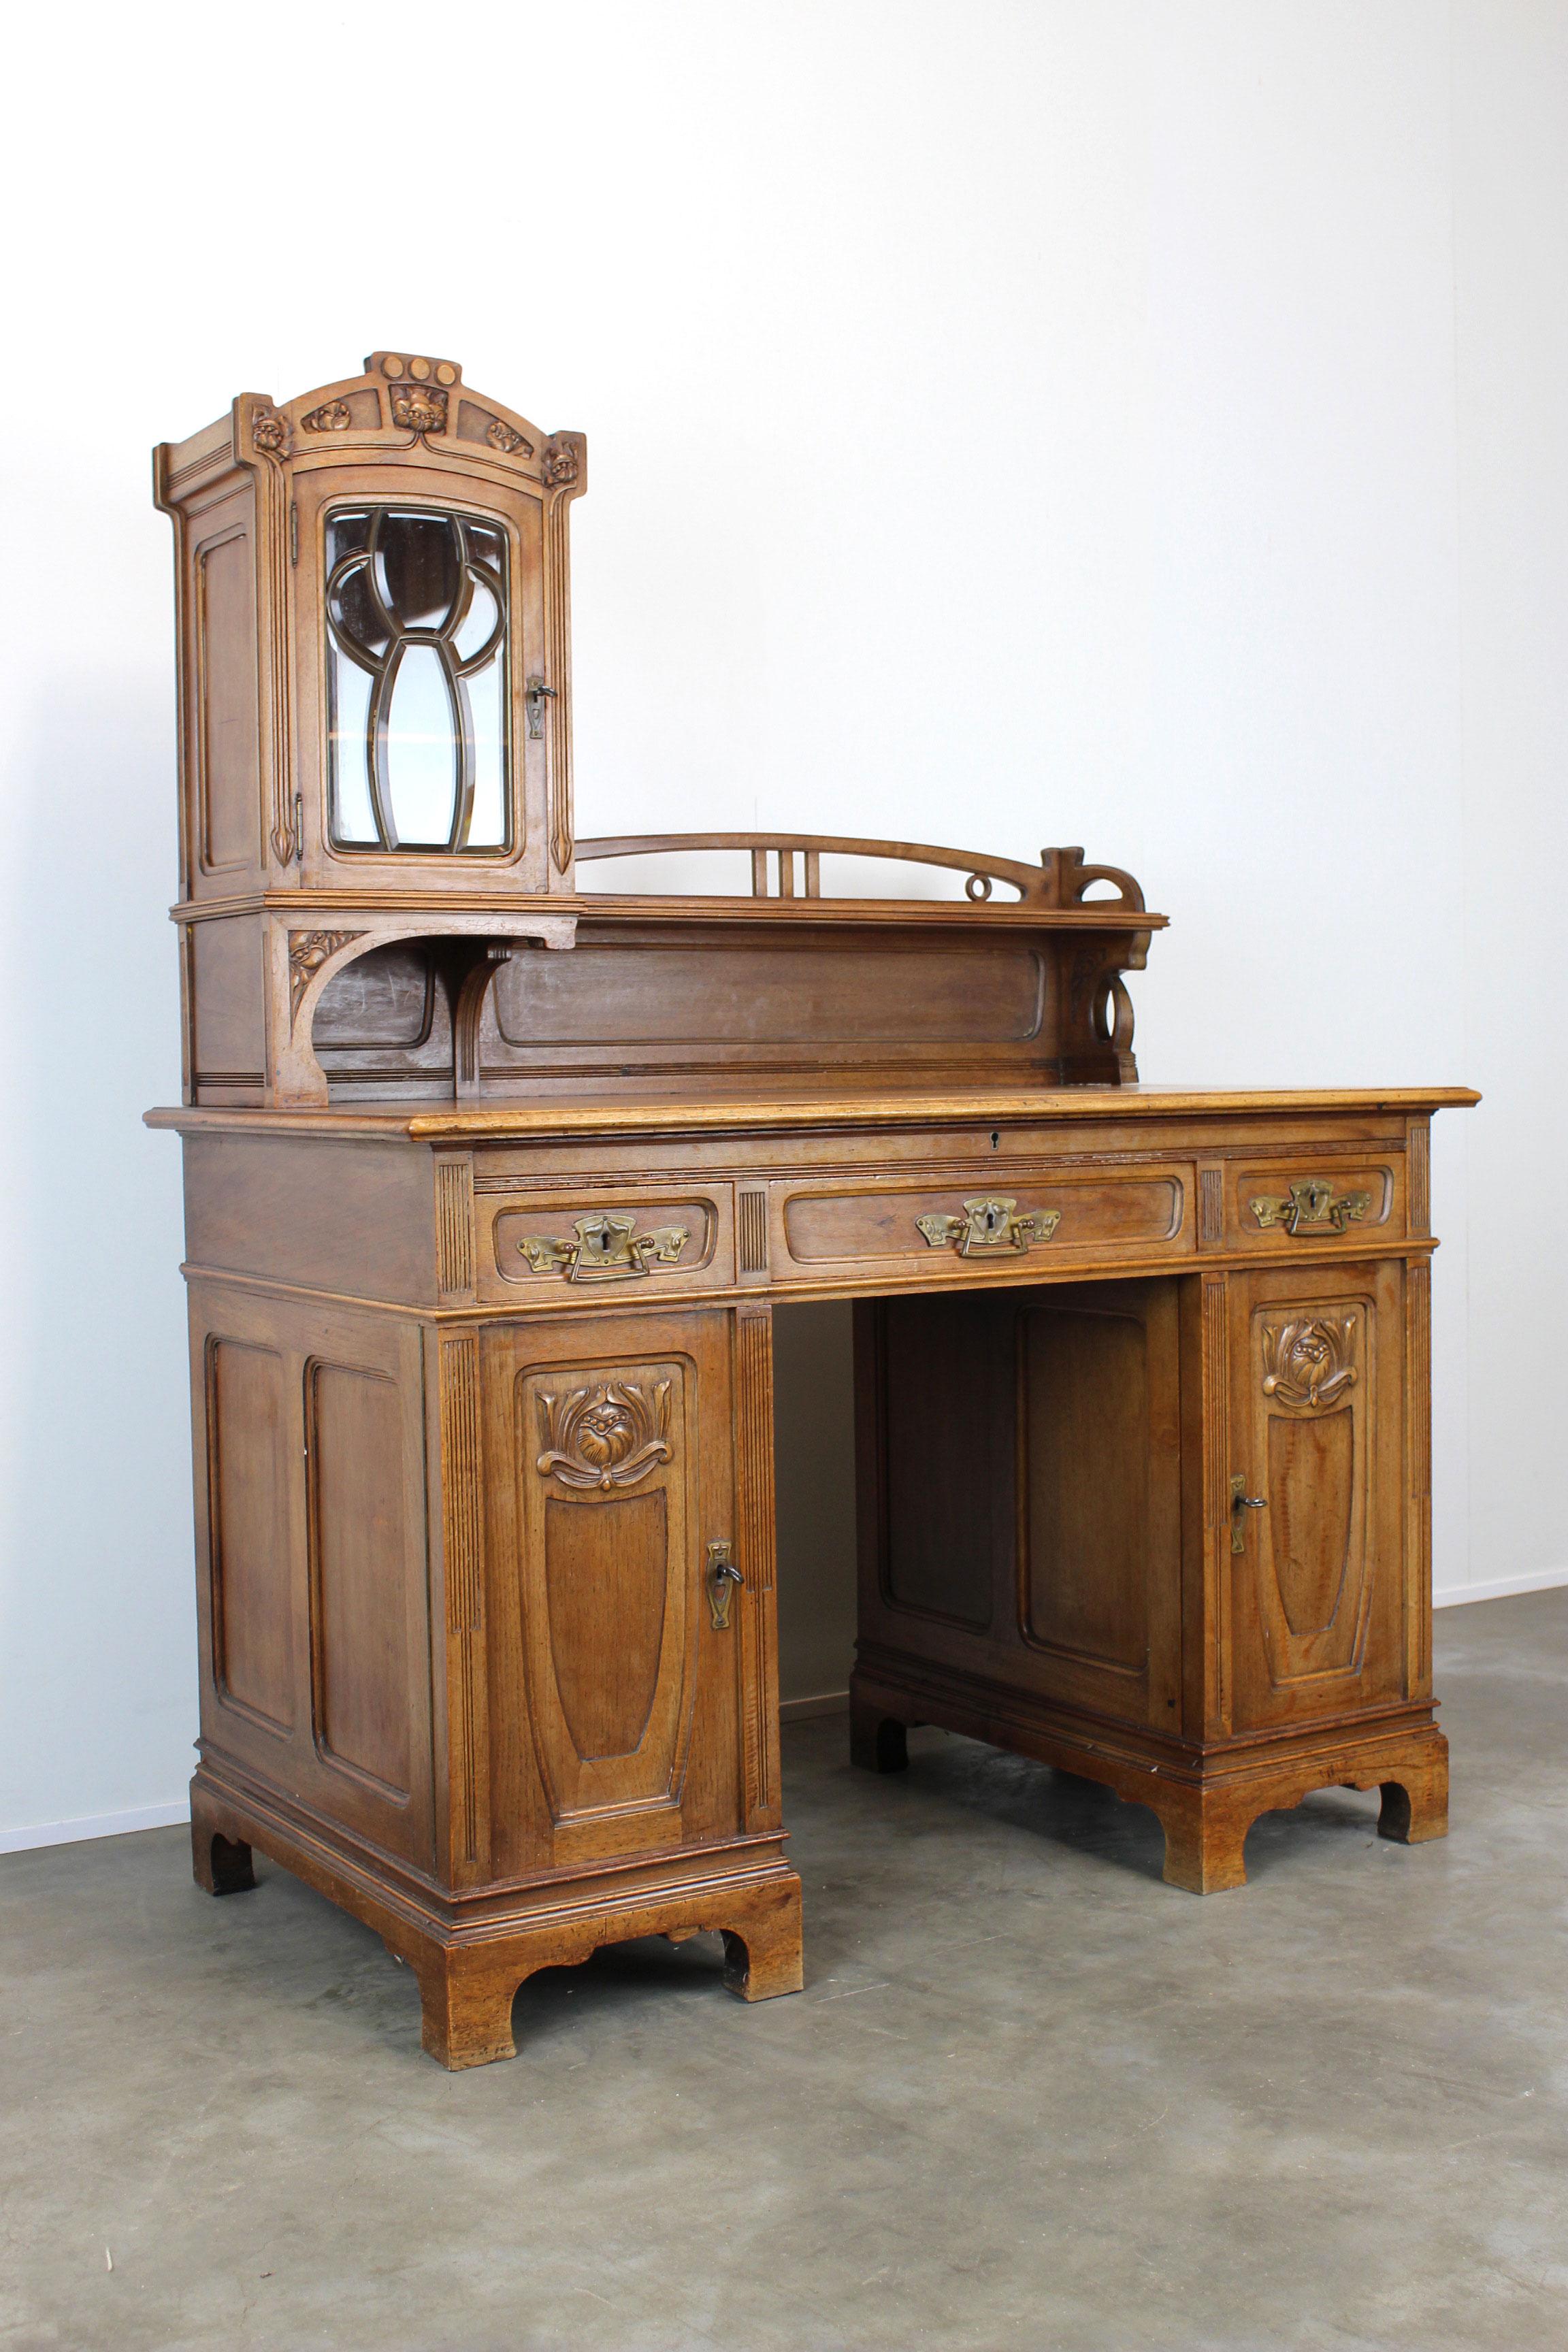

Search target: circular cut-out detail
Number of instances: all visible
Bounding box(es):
[382,355,404,377]
[965,872,993,901]
[409,355,431,380]
[436,362,457,386]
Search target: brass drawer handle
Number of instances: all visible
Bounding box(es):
[707,1539,744,1629]
[916,1194,1061,1257]
[1230,1473,1268,1554]
[519,1212,689,1281]
[1249,1179,1370,1237]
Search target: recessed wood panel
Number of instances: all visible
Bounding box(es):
[491,941,1045,1046]
[514,1354,695,1840]
[1019,1306,1147,1671]
[1269,1413,1356,1637]
[881,1294,1000,1628]
[208,1338,293,1730]
[195,530,259,873]
[314,941,438,1049]
[545,1490,668,1759]
[308,1362,411,1796]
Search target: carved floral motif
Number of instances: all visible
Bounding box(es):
[1261,1318,1358,1411]
[389,381,448,434]
[250,406,290,456]
[542,437,579,487]
[302,399,352,432]
[487,417,532,455]
[536,1381,672,1490]
[287,928,364,1022]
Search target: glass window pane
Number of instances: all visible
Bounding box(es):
[325,504,511,853]
[468,659,506,848]
[329,652,376,842]
[385,644,459,845]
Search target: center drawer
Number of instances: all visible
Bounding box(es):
[769,1165,1192,1284]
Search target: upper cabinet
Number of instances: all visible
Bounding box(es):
[154,350,586,901]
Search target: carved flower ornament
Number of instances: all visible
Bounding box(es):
[1260,1318,1358,1411]
[536,1381,672,1490]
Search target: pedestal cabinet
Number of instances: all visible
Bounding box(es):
[851,1252,1443,1892]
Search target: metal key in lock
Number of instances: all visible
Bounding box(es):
[706,1539,744,1629]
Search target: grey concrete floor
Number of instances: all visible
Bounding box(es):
[2,1592,1565,2352]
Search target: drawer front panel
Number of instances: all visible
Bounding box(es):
[476,1185,731,1303]
[774,1168,1190,1281]
[1226,1160,1402,1252]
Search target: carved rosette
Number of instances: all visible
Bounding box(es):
[536,1381,672,1491]
[287,928,364,1022]
[542,436,579,488]
[389,381,448,434]
[1260,1318,1358,1411]
[302,399,351,432]
[250,404,291,457]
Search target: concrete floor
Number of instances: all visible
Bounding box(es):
[2,1592,1565,2352]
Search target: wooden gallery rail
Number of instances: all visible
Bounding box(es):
[148,350,1477,2066]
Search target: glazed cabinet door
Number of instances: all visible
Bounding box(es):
[1226,1260,1410,1731]
[480,1305,775,1878]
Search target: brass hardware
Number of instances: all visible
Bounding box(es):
[1249,1178,1371,1237]
[707,1539,744,1629]
[525,676,557,738]
[915,1194,1062,1257]
[1230,1472,1268,1554]
[519,1213,689,1282]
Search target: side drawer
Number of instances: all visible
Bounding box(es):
[1223,1157,1404,1252]
[770,1164,1192,1284]
[474,1180,734,1304]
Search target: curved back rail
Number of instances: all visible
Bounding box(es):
[572,833,1144,914]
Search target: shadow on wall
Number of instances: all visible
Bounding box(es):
[772,1302,858,1708]
[0,677,195,1834]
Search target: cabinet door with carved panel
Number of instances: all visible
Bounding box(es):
[1226,1262,1409,1731]
[480,1307,774,1880]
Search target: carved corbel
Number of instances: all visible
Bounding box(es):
[451,943,513,1104]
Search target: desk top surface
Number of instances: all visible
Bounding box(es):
[147,1083,1480,1145]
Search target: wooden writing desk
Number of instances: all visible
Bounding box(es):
[150,353,1476,2066]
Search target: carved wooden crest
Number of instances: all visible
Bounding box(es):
[536,1381,673,1490]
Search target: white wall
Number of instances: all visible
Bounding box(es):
[1,2,1563,1846]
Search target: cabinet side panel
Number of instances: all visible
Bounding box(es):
[881,1294,1002,1628]
[190,917,267,1088]
[208,1338,294,1729]
[1019,1305,1147,1669]
[195,526,261,875]
[309,1363,412,1797]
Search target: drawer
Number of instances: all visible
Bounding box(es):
[1223,1158,1403,1250]
[474,1181,732,1303]
[770,1166,1191,1283]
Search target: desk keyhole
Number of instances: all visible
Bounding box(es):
[990,1130,1000,1149]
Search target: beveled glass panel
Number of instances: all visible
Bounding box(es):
[383,643,459,845]
[325,504,511,852]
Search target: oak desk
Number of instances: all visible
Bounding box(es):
[150,1079,1473,2068]
[150,348,1475,2066]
